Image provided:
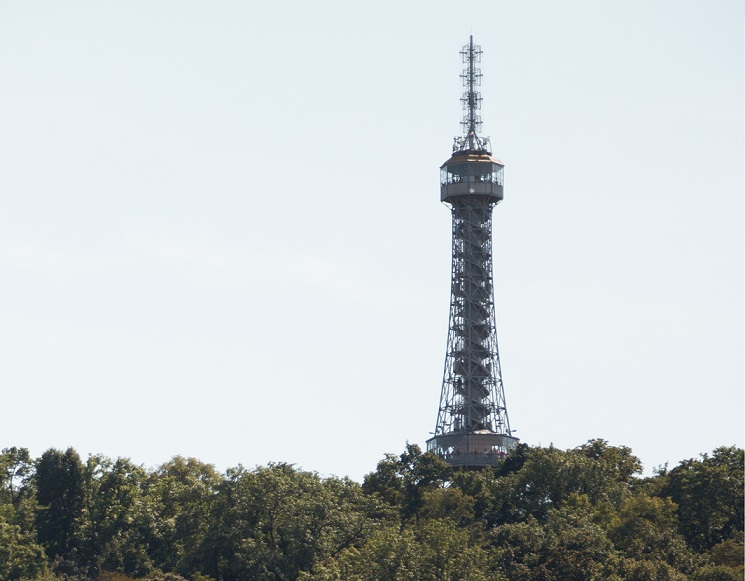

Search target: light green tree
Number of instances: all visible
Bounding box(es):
[202,463,389,581]
[0,512,47,580]
[79,454,150,577]
[141,456,222,576]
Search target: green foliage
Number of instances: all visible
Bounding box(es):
[1,448,34,508]
[202,463,388,580]
[1,441,741,580]
[396,444,454,518]
[617,558,687,581]
[363,444,452,520]
[361,453,404,508]
[689,540,745,581]
[709,539,745,568]
[662,446,744,551]
[96,573,138,581]
[491,496,621,580]
[306,520,495,581]
[0,511,48,580]
[416,519,493,581]
[79,455,151,578]
[418,487,475,526]
[141,456,221,576]
[1,447,39,542]
[574,439,642,481]
[489,516,546,578]
[35,448,86,562]
[607,493,694,570]
[494,442,641,525]
[690,564,745,581]
[311,525,424,580]
[148,574,189,581]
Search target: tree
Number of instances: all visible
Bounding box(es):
[79,455,150,577]
[34,448,85,563]
[363,444,452,520]
[690,565,744,581]
[0,511,47,580]
[1,447,34,508]
[543,495,620,580]
[662,446,744,551]
[203,464,387,581]
[307,526,425,581]
[448,468,498,525]
[362,454,405,509]
[482,445,595,525]
[488,517,546,580]
[141,456,221,576]
[688,539,745,581]
[417,518,493,581]
[607,493,695,572]
[573,440,641,479]
[0,447,38,539]
[481,442,647,528]
[491,495,621,581]
[708,539,745,569]
[304,521,495,581]
[418,488,475,526]
[495,443,531,477]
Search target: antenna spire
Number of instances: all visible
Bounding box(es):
[454,35,491,153]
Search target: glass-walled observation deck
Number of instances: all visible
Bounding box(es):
[440,151,504,203]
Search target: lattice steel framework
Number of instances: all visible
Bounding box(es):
[427,36,518,469]
[436,198,510,434]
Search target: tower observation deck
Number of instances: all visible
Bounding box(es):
[426,36,518,468]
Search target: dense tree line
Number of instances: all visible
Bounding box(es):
[0,441,742,580]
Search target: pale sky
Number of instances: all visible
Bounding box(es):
[1,1,743,481]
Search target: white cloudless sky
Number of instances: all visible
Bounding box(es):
[1,1,743,481]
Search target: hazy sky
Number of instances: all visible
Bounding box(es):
[1,1,743,481]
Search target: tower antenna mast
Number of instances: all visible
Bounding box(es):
[455,35,490,153]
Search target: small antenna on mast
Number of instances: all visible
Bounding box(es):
[453,36,491,153]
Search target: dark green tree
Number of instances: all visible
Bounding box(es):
[662,446,744,551]
[34,448,85,564]
[482,442,643,527]
[361,453,405,509]
[482,445,593,524]
[574,440,642,479]
[363,444,452,520]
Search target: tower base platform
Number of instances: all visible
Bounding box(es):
[427,430,519,468]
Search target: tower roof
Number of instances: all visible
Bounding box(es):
[441,150,502,168]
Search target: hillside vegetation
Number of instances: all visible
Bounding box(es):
[1,441,742,580]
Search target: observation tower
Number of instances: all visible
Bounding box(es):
[426,36,518,468]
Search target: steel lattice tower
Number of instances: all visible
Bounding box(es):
[426,36,518,468]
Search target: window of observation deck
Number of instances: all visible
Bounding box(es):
[441,163,504,187]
